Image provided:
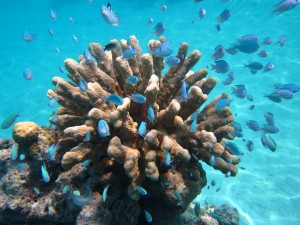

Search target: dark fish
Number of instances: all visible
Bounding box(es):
[211,180,216,186]
[218,9,231,23]
[212,45,226,60]
[245,139,254,151]
[233,39,259,54]
[211,60,230,73]
[263,37,272,45]
[264,93,282,102]
[247,120,260,131]
[274,83,300,93]
[1,112,21,129]
[261,124,279,133]
[259,50,268,57]
[152,22,166,37]
[244,61,263,74]
[194,202,200,217]
[231,121,242,132]
[225,142,243,155]
[264,112,275,125]
[239,166,246,170]
[216,187,221,192]
[104,42,117,51]
[232,130,243,138]
[261,133,277,152]
[272,0,299,15]
[275,89,293,99]
[249,104,255,110]
[246,94,254,101]
[232,85,247,98]
[215,24,221,32]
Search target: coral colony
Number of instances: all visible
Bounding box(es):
[2,36,239,224]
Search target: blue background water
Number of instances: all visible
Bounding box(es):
[0,0,299,224]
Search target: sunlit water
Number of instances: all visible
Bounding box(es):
[0,0,299,224]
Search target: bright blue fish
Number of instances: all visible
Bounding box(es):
[33,187,40,195]
[81,159,91,167]
[1,112,21,129]
[191,111,198,121]
[224,142,243,155]
[105,94,124,106]
[79,80,88,92]
[122,48,136,59]
[23,67,33,80]
[102,184,110,203]
[126,75,138,85]
[190,119,197,133]
[101,2,120,26]
[144,210,152,223]
[136,186,148,196]
[84,131,91,141]
[151,46,172,57]
[181,81,187,100]
[41,163,50,183]
[138,121,147,137]
[17,163,27,171]
[247,120,260,131]
[50,114,58,123]
[98,120,110,137]
[19,154,25,160]
[163,149,171,166]
[215,98,231,110]
[48,98,57,107]
[166,56,180,67]
[275,89,293,99]
[147,105,155,123]
[84,49,93,63]
[209,155,216,166]
[48,142,60,161]
[62,185,70,195]
[11,145,18,160]
[173,190,182,201]
[131,93,146,104]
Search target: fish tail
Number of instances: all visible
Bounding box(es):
[210,63,215,70]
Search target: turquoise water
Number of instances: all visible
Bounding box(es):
[0,0,299,224]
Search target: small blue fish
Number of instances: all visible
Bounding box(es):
[59,65,64,73]
[72,192,92,207]
[79,80,88,92]
[163,149,171,166]
[23,67,33,80]
[138,121,147,137]
[147,106,155,123]
[84,49,93,63]
[17,163,27,171]
[23,30,35,43]
[191,111,198,121]
[144,210,152,223]
[274,83,300,93]
[211,60,230,73]
[101,2,120,26]
[166,56,180,67]
[1,112,21,129]
[72,34,78,42]
[190,119,197,133]
[84,131,91,141]
[48,142,60,161]
[264,112,275,125]
[199,8,206,19]
[173,190,182,201]
[11,145,18,160]
[209,155,216,166]
[212,45,226,60]
[275,89,293,99]
[50,114,58,123]
[244,61,263,74]
[151,45,172,57]
[33,187,40,195]
[48,98,57,107]
[19,154,25,160]
[259,50,268,57]
[136,186,148,196]
[264,62,275,72]
[81,159,91,167]
[247,120,260,131]
[131,93,146,104]
[104,42,118,51]
[260,133,277,152]
[126,75,139,85]
[98,120,110,137]
[62,185,70,195]
[233,35,259,54]
[215,98,231,110]
[244,139,254,152]
[105,94,124,106]
[102,184,110,203]
[152,22,166,37]
[122,48,136,60]
[231,122,242,132]
[263,37,272,45]
[181,81,187,100]
[194,202,201,217]
[48,27,54,36]
[225,142,243,155]
[41,163,50,183]
[246,94,254,101]
[49,8,56,20]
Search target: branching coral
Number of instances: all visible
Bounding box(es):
[6,36,239,225]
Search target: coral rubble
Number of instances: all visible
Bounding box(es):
[0,36,239,225]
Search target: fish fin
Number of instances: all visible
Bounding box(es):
[107,2,112,10]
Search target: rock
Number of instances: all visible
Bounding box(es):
[12,122,39,145]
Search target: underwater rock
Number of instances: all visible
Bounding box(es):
[2,36,239,224]
[12,122,39,146]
